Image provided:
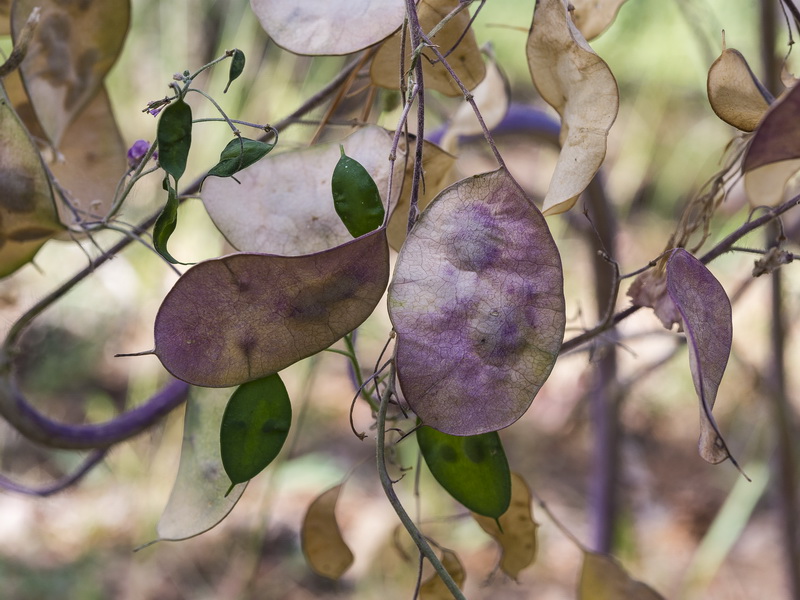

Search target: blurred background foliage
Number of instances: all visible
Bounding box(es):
[0,0,798,598]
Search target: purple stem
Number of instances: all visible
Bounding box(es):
[0,449,107,496]
[0,374,189,450]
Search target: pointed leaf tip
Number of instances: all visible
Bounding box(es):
[388,169,564,435]
[331,147,385,238]
[220,374,292,486]
[418,426,511,518]
[473,472,538,580]
[665,249,735,466]
[155,390,247,543]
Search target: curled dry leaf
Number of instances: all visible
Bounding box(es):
[12,0,130,147]
[203,126,404,256]
[665,249,734,465]
[473,472,538,581]
[707,48,772,132]
[154,389,247,543]
[250,0,405,56]
[419,549,466,599]
[301,484,354,580]
[527,0,619,216]
[626,267,682,331]
[155,227,390,387]
[579,552,665,599]
[440,49,510,154]
[0,87,61,278]
[370,0,486,97]
[388,169,565,435]
[569,0,630,41]
[742,81,800,206]
[387,137,455,251]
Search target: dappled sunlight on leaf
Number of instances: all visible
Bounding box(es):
[419,549,466,598]
[154,390,247,542]
[0,85,61,277]
[742,82,800,206]
[203,126,403,256]
[569,0,630,41]
[371,0,486,97]
[666,249,734,465]
[301,484,354,580]
[12,0,130,147]
[579,552,665,599]
[707,47,772,132]
[388,169,564,435]
[249,0,405,56]
[155,227,390,387]
[472,472,538,580]
[526,0,619,216]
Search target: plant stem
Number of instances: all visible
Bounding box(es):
[376,364,466,600]
[582,174,622,553]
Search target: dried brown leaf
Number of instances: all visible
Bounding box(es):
[11,0,130,147]
[526,0,619,215]
[301,484,354,580]
[569,0,630,40]
[473,472,538,580]
[0,0,9,35]
[386,137,455,251]
[0,84,61,277]
[579,552,665,599]
[419,549,466,599]
[250,0,405,56]
[440,50,510,154]
[49,86,127,227]
[707,48,772,132]
[370,0,486,97]
[203,126,404,256]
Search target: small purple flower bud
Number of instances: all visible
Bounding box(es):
[148,106,163,117]
[127,140,152,168]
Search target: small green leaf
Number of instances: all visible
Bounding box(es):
[202,136,277,186]
[157,99,192,181]
[224,49,246,93]
[153,178,183,264]
[220,373,292,491]
[417,425,511,518]
[331,145,385,238]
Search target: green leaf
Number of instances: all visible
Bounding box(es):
[157,99,192,181]
[331,145,385,238]
[220,373,292,490]
[202,136,277,186]
[153,178,183,264]
[224,49,245,93]
[417,425,511,518]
